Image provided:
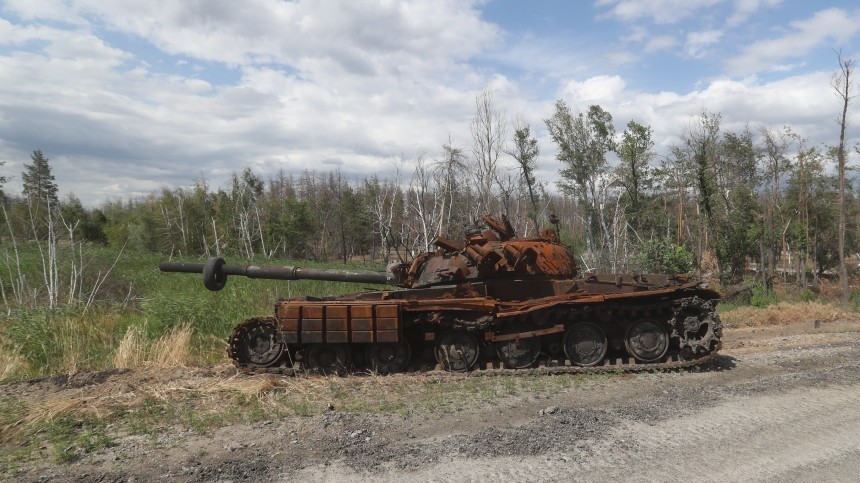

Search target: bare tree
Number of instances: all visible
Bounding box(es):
[408,153,442,253]
[832,50,857,303]
[760,126,793,290]
[789,131,818,288]
[470,88,506,217]
[506,120,541,231]
[435,136,468,236]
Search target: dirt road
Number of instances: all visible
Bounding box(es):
[6,319,860,482]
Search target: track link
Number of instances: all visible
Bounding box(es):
[233,343,722,377]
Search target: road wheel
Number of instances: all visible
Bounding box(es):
[563,322,608,366]
[366,341,411,374]
[228,318,284,368]
[306,344,352,375]
[495,331,541,369]
[625,319,669,362]
[434,330,480,372]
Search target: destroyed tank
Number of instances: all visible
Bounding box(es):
[159,214,722,375]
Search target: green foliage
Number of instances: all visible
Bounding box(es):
[633,237,693,274]
[267,198,315,258]
[508,124,541,228]
[59,194,107,243]
[0,406,112,467]
[669,112,765,284]
[616,120,657,233]
[545,101,616,269]
[21,149,59,206]
[46,416,113,463]
[546,101,615,200]
[0,242,388,380]
[750,283,779,308]
[849,291,860,312]
[1,307,121,378]
[0,158,6,201]
[713,187,761,282]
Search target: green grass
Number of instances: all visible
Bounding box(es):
[0,243,387,381]
[0,396,112,472]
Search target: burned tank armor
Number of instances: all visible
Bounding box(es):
[160,214,722,375]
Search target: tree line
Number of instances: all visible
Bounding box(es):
[1,60,858,297]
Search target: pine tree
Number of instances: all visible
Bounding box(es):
[22,149,59,206]
[0,158,7,202]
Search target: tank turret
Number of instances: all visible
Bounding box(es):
[160,214,579,291]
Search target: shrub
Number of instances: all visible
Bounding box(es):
[633,237,693,274]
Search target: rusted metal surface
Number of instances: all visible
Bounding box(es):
[159,259,391,286]
[484,324,566,342]
[275,301,401,344]
[161,213,723,375]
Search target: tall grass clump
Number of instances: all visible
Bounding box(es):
[0,307,125,379]
[0,347,25,380]
[113,325,146,369]
[113,323,193,368]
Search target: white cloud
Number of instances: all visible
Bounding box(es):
[596,0,722,25]
[726,7,860,76]
[560,75,628,105]
[727,0,783,27]
[68,0,497,72]
[645,35,678,53]
[684,30,723,58]
[544,71,851,177]
[607,51,638,66]
[0,1,858,206]
[0,0,504,204]
[1,0,86,24]
[621,26,649,43]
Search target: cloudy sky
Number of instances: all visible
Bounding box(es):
[1,0,859,206]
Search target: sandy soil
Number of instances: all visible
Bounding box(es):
[4,318,860,482]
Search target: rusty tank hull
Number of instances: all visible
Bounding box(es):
[160,215,721,375]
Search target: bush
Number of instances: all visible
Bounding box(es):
[634,237,694,274]
[798,289,817,303]
[750,283,779,308]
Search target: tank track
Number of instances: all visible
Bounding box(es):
[228,295,722,377]
[232,344,722,377]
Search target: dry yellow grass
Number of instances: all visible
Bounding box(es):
[60,344,84,376]
[0,346,25,381]
[720,301,860,327]
[149,324,193,367]
[22,396,88,427]
[113,324,193,369]
[205,374,287,399]
[113,325,147,369]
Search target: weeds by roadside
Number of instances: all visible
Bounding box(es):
[0,244,384,381]
[719,301,860,327]
[0,366,615,473]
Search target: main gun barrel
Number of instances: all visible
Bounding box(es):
[159,257,391,291]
